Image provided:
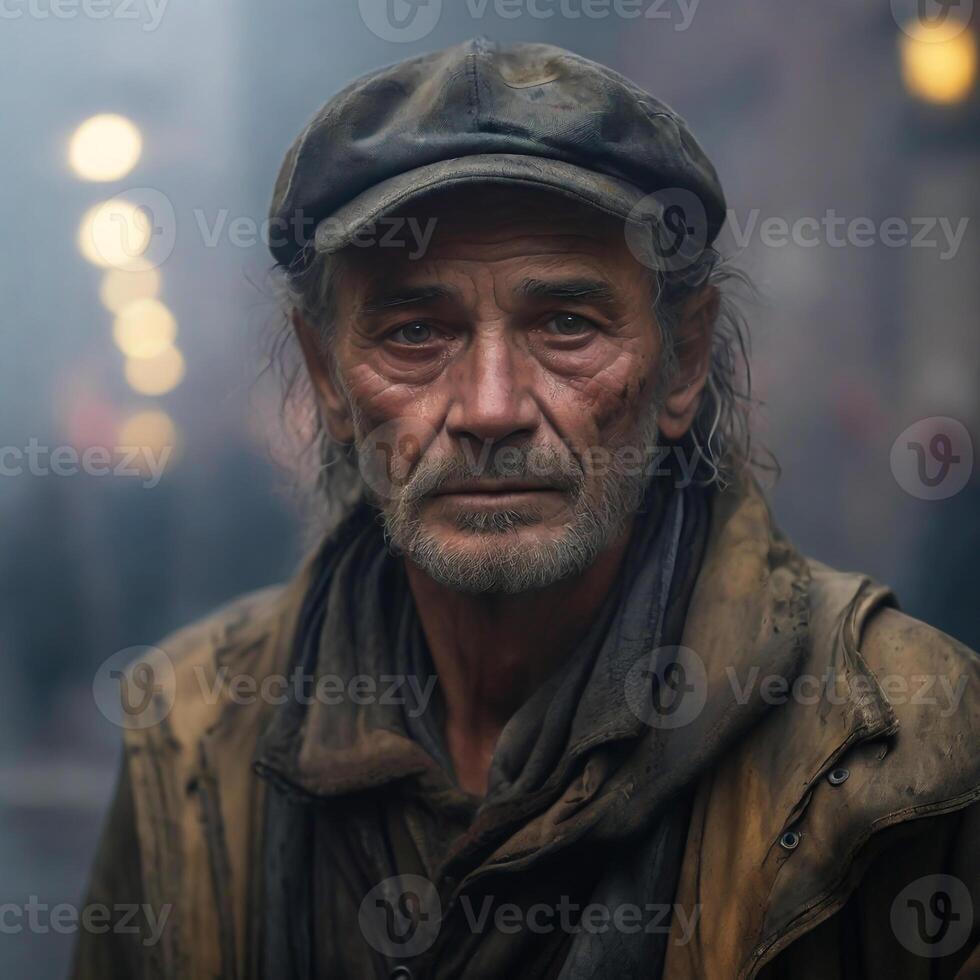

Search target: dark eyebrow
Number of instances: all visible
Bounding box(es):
[357,284,458,315]
[516,277,618,307]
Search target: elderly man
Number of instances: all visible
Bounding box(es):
[75,39,978,980]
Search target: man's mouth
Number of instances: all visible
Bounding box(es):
[430,479,559,497]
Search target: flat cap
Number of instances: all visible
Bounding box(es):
[269,37,726,269]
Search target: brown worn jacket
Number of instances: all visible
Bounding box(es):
[73,478,980,979]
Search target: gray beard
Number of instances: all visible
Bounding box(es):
[356,404,662,595]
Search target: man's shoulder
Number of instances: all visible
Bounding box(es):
[860,601,980,684]
[126,582,299,751]
[806,556,979,706]
[858,601,979,782]
[804,557,980,810]
[157,584,289,669]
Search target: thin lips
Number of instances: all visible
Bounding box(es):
[432,479,558,495]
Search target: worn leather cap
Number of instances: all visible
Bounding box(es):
[269,37,726,269]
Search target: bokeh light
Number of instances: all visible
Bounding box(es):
[68,114,142,181]
[77,199,152,269]
[112,298,177,359]
[99,261,161,313]
[117,409,179,477]
[900,23,978,104]
[124,346,186,396]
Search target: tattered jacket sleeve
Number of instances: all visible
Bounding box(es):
[71,756,151,980]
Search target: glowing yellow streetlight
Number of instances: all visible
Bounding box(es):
[77,198,152,269]
[113,298,177,360]
[69,114,142,181]
[899,22,978,104]
[124,346,186,396]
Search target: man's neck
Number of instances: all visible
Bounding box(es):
[403,525,633,797]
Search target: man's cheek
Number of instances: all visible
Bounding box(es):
[343,372,438,487]
[343,366,422,435]
[355,417,438,499]
[564,380,636,449]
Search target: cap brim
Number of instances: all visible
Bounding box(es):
[312,153,649,254]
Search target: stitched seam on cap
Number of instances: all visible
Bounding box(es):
[466,38,481,126]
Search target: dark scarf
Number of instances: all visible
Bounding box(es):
[255,479,709,979]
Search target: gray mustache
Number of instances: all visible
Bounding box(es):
[402,444,584,503]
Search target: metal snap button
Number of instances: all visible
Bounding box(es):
[827,767,849,786]
[389,967,413,980]
[779,830,802,850]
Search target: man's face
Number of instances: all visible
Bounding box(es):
[303,187,704,593]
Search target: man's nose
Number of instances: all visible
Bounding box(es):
[445,333,540,446]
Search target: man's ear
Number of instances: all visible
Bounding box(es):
[657,285,720,441]
[291,309,355,444]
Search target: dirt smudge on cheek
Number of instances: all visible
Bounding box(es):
[593,379,635,430]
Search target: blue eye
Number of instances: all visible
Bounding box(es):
[547,313,595,336]
[393,322,433,344]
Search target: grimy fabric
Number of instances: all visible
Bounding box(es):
[72,474,980,979]
[267,38,727,268]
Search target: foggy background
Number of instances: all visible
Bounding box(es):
[1,0,978,974]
